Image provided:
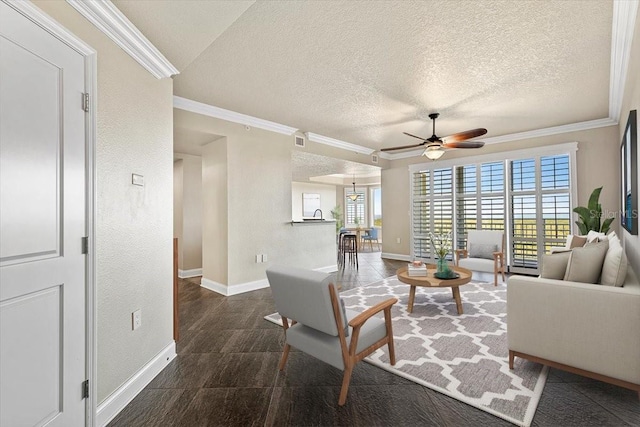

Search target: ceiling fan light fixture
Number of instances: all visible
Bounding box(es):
[423,145,445,160]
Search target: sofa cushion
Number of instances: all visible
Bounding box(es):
[564,240,609,284]
[540,251,572,280]
[600,238,628,287]
[469,243,498,260]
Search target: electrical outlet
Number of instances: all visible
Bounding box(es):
[262,254,268,262]
[396,238,401,244]
[132,309,142,330]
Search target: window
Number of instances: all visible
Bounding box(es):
[371,187,382,227]
[410,144,576,273]
[345,187,365,227]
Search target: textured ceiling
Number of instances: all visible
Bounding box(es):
[291,151,380,183]
[117,0,614,153]
[112,0,254,70]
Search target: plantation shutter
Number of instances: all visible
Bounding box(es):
[540,155,571,253]
[511,159,537,269]
[412,171,430,258]
[455,165,478,249]
[480,162,505,230]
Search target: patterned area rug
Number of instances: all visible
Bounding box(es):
[265,278,547,427]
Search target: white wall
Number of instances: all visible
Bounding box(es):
[202,138,229,285]
[174,153,202,271]
[173,160,184,267]
[34,1,174,403]
[291,182,337,220]
[176,109,337,291]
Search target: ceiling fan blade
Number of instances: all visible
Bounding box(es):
[441,128,487,143]
[443,141,485,149]
[380,142,426,152]
[403,132,428,141]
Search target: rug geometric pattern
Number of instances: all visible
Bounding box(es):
[266,278,547,427]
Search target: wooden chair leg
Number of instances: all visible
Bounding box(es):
[279,343,291,370]
[494,269,498,286]
[509,350,514,369]
[338,365,354,406]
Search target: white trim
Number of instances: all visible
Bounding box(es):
[480,118,617,145]
[201,277,270,296]
[409,142,579,172]
[381,252,411,261]
[610,0,639,122]
[3,2,99,425]
[178,268,202,278]
[65,0,178,79]
[96,342,176,427]
[6,0,95,55]
[306,132,375,155]
[314,264,338,273]
[173,96,297,136]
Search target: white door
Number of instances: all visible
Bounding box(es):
[0,2,87,426]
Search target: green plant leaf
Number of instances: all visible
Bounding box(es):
[601,217,614,234]
[575,220,588,235]
[573,206,591,224]
[587,187,602,211]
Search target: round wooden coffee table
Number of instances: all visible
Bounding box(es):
[396,265,472,314]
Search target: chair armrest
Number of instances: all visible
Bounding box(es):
[455,249,468,266]
[348,298,398,329]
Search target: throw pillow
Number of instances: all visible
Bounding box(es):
[600,238,628,287]
[567,234,587,248]
[563,240,609,284]
[540,251,572,280]
[469,243,498,260]
[586,230,606,243]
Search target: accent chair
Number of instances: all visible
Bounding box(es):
[266,265,397,405]
[455,230,505,286]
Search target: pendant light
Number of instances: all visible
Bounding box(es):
[347,175,359,202]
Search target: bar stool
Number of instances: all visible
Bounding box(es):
[341,234,358,269]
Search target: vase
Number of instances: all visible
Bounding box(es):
[436,257,448,275]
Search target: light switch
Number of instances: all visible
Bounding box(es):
[132,173,144,186]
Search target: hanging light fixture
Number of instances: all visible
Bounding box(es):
[422,144,445,160]
[347,175,359,202]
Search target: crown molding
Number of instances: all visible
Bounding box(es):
[305,132,375,155]
[609,0,638,122]
[66,0,178,79]
[173,96,298,135]
[481,117,617,145]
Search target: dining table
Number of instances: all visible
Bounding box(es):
[345,227,371,251]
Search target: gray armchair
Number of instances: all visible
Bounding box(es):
[266,265,397,405]
[455,229,505,286]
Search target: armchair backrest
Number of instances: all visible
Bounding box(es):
[266,265,339,336]
[368,228,378,239]
[467,230,504,253]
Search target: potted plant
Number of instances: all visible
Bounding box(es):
[330,206,343,234]
[573,187,614,234]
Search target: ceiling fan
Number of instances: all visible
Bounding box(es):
[381,113,487,160]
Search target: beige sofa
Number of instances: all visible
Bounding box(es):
[507,268,640,397]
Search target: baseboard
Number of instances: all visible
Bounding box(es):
[96,341,176,427]
[201,277,269,296]
[201,265,338,296]
[178,268,202,278]
[314,264,338,273]
[381,252,411,261]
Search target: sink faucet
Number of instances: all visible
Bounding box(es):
[313,209,323,219]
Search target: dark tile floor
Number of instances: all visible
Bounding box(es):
[109,252,640,426]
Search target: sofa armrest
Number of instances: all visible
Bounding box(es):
[507,275,640,384]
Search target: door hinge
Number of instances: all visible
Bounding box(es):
[82,380,89,399]
[82,93,90,113]
[81,236,89,254]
